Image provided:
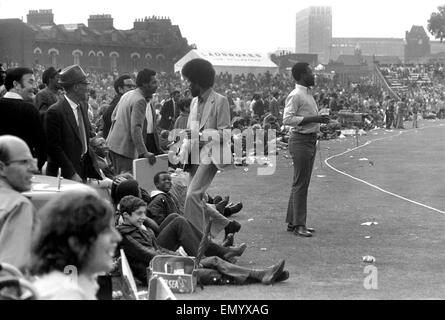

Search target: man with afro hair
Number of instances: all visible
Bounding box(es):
[180,59,236,239]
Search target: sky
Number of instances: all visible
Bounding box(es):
[1,0,444,54]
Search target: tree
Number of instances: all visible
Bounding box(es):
[428,5,445,42]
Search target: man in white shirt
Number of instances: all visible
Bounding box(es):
[282,62,330,237]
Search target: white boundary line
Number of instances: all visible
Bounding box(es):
[324,124,445,215]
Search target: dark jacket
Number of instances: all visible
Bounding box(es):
[45,97,100,180]
[252,99,265,117]
[117,223,174,282]
[35,88,58,115]
[158,99,177,130]
[0,97,47,170]
[147,191,180,226]
[102,94,121,139]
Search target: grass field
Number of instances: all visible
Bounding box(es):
[181,119,445,300]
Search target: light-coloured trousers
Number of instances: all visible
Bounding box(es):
[184,163,230,238]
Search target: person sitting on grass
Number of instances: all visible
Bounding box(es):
[117,195,288,286]
[148,171,243,228]
[117,196,247,283]
[147,171,181,226]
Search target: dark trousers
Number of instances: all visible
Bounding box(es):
[286,132,317,227]
[157,215,255,284]
[199,256,251,284]
[386,111,394,129]
[146,133,159,155]
[157,214,229,258]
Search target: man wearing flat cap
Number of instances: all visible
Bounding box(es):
[45,65,101,182]
[35,66,61,119]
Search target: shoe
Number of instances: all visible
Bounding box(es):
[216,196,230,214]
[223,202,243,217]
[223,243,247,261]
[288,224,312,232]
[222,233,234,247]
[212,195,222,204]
[275,270,289,283]
[261,259,285,285]
[224,220,241,237]
[294,226,312,237]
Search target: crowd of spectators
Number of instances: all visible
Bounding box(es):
[378,63,445,119]
[0,62,291,300]
[2,58,445,299]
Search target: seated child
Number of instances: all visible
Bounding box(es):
[148,171,243,241]
[147,171,181,226]
[117,196,247,282]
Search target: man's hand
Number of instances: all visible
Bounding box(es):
[70,173,83,183]
[317,115,331,124]
[142,152,156,165]
[199,138,208,149]
[183,129,192,139]
[300,115,331,126]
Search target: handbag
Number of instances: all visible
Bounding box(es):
[147,255,197,294]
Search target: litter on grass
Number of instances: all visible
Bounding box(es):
[363,256,376,263]
[361,221,378,226]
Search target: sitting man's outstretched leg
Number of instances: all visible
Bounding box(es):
[200,256,289,285]
[156,215,246,261]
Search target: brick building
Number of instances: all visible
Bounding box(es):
[0,9,192,73]
[404,25,431,63]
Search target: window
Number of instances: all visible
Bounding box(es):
[50,52,57,67]
[132,56,139,71]
[109,52,119,71]
[110,56,117,71]
[73,52,81,65]
[97,51,104,68]
[72,50,83,65]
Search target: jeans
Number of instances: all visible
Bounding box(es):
[286,132,317,227]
